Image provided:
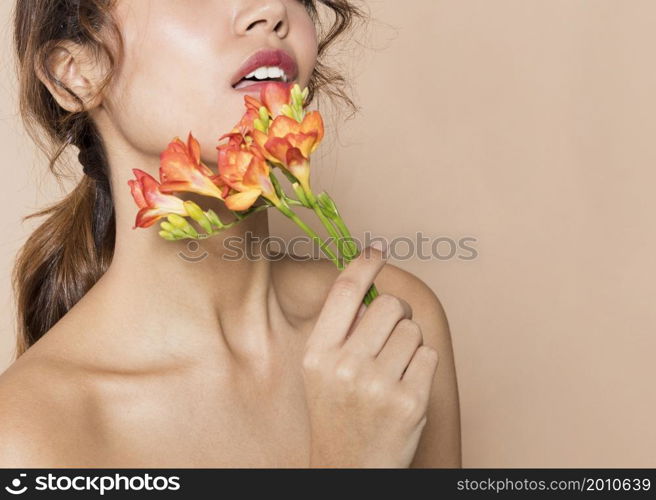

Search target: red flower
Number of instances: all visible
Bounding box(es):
[159,132,225,199]
[244,81,293,118]
[128,169,188,229]
[251,111,324,190]
[217,144,279,211]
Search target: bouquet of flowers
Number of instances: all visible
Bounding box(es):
[128,82,378,305]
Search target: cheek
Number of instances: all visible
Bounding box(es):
[105,59,241,165]
[294,18,319,88]
[103,11,244,165]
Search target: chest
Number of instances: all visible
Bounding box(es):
[90,368,312,467]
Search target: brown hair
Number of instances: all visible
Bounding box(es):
[10,0,368,358]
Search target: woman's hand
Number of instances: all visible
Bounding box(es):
[302,244,440,468]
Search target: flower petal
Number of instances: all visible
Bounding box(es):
[268,115,300,140]
[300,111,325,151]
[225,190,262,211]
[261,82,293,118]
[288,131,318,159]
[264,137,292,165]
[160,133,224,199]
[187,132,201,166]
[286,147,310,185]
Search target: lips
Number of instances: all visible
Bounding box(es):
[230,48,298,89]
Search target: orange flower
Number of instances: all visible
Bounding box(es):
[244,81,293,118]
[251,111,324,190]
[218,83,293,142]
[128,169,188,229]
[159,132,225,200]
[217,145,279,211]
[222,108,260,138]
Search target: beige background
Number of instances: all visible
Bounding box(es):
[2,0,655,467]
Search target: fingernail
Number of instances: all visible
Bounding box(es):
[370,239,388,258]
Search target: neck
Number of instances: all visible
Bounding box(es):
[101,193,295,362]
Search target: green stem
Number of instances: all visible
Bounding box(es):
[306,191,379,306]
[305,192,347,269]
[234,203,271,221]
[283,196,305,207]
[332,216,359,260]
[194,203,271,239]
[277,203,343,270]
[331,214,379,305]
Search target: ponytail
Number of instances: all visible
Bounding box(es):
[11,0,121,358]
[12,170,114,357]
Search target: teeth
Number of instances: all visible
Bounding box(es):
[243,66,288,82]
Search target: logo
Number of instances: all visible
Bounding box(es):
[5,473,28,495]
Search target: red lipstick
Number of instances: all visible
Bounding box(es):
[230,48,298,88]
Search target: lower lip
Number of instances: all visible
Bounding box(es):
[232,80,292,93]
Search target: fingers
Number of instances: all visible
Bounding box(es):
[345,302,367,340]
[401,346,439,407]
[307,244,388,351]
[342,294,413,357]
[375,319,423,379]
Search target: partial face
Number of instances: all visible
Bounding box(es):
[102,0,318,165]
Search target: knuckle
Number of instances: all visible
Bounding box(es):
[397,319,423,345]
[361,377,388,402]
[418,345,439,363]
[334,356,359,384]
[395,392,424,421]
[374,293,405,317]
[301,349,323,373]
[331,277,360,299]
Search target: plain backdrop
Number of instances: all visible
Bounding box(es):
[1,1,655,467]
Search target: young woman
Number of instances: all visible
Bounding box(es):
[1,0,461,468]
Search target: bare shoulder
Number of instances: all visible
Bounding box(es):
[274,254,452,344]
[374,263,462,467]
[0,348,98,467]
[375,262,451,342]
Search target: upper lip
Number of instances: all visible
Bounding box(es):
[230,48,298,87]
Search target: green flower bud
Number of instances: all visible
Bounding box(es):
[254,118,267,133]
[281,104,294,119]
[167,214,188,229]
[259,105,270,123]
[183,225,199,239]
[167,214,198,239]
[317,191,339,219]
[291,83,302,102]
[171,226,191,239]
[183,200,203,220]
[206,209,224,230]
[159,230,177,241]
[183,200,213,234]
[160,221,175,233]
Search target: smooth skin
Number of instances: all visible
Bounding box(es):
[0,0,460,468]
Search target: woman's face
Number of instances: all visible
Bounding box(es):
[102,0,318,165]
